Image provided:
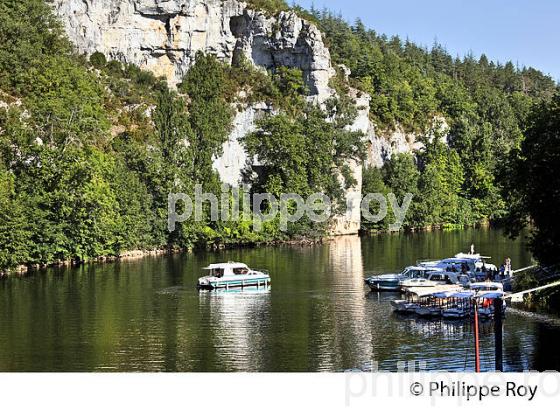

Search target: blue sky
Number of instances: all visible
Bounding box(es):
[293,0,560,81]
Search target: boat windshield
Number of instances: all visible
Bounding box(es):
[211,269,225,278]
[403,268,426,278]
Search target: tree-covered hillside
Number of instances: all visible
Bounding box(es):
[1,0,559,273]
[247,1,558,230]
[305,9,557,229]
[0,0,364,272]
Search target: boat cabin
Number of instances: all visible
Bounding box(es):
[204,262,251,278]
[402,266,444,278]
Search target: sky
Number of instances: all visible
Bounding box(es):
[294,0,560,81]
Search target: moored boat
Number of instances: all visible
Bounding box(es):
[197,262,270,290]
[475,291,507,318]
[440,291,474,319]
[399,277,439,290]
[365,266,438,291]
[419,252,498,282]
[390,299,408,313]
[415,305,442,318]
[468,282,504,292]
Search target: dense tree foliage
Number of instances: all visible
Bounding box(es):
[505,95,560,266]
[0,0,362,272]
[1,0,559,273]
[245,0,289,15]
[305,10,557,230]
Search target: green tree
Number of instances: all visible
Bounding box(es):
[506,94,560,265]
[180,52,234,189]
[0,167,29,272]
[361,166,392,231]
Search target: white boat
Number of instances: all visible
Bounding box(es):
[419,253,498,281]
[390,299,420,313]
[399,277,439,290]
[475,291,507,318]
[403,302,421,313]
[365,266,439,291]
[442,307,469,319]
[197,262,270,290]
[393,286,462,316]
[423,271,471,286]
[440,291,474,319]
[390,300,408,313]
[468,282,504,292]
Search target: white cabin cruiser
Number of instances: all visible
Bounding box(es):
[399,277,439,290]
[197,262,270,290]
[365,266,440,291]
[419,253,497,281]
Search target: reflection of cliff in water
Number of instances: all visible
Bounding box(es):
[322,235,371,371]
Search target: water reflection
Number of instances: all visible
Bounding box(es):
[0,228,559,372]
[199,289,271,371]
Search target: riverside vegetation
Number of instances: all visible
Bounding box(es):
[1,0,559,273]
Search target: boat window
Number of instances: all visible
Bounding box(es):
[233,268,249,275]
[212,269,224,278]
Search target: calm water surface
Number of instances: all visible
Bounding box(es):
[1,228,559,372]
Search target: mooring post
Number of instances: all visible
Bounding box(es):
[494,297,503,371]
[474,301,481,372]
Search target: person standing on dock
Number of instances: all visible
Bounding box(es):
[470,244,475,255]
[505,257,512,277]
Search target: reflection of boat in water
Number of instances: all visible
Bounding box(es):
[197,262,270,290]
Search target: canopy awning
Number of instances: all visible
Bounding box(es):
[475,291,505,299]
[450,291,475,299]
[406,285,462,297]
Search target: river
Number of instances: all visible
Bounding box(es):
[1,228,559,372]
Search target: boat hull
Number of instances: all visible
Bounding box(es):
[390,300,408,312]
[477,304,507,319]
[367,279,401,291]
[197,277,271,290]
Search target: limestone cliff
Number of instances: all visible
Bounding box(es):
[51,0,335,99]
[51,0,424,235]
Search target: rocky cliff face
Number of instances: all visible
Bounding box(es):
[51,0,335,100]
[52,0,421,235]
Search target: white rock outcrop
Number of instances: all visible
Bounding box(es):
[51,0,335,100]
